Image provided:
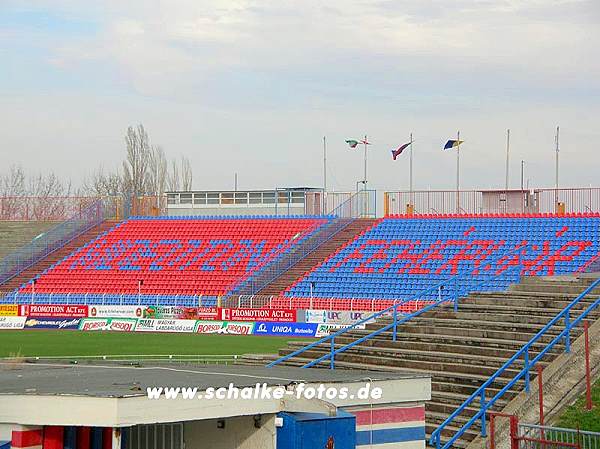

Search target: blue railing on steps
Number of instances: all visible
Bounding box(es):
[267,244,527,369]
[429,276,600,449]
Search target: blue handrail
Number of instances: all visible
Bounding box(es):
[429,276,600,449]
[267,243,527,369]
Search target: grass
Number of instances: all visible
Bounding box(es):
[0,330,305,358]
[555,379,600,433]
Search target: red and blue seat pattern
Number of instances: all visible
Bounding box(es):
[14,216,330,305]
[284,214,600,302]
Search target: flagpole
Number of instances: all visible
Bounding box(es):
[505,129,510,192]
[323,136,327,213]
[409,133,414,207]
[456,131,461,213]
[555,126,560,212]
[409,133,414,194]
[363,134,368,191]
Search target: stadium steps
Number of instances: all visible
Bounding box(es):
[257,218,378,296]
[240,275,600,448]
[0,221,57,260]
[0,220,119,297]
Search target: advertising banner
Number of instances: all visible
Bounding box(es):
[195,321,255,335]
[142,306,219,320]
[79,318,137,332]
[21,304,88,318]
[24,317,81,330]
[136,318,197,333]
[0,316,26,330]
[88,305,144,319]
[314,324,366,337]
[305,310,375,325]
[0,305,19,317]
[253,321,318,337]
[218,308,296,322]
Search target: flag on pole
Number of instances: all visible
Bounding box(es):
[444,139,464,150]
[391,142,411,160]
[346,139,370,148]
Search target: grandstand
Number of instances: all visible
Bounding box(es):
[8,215,331,305]
[1,188,600,449]
[284,213,600,302]
[3,212,598,309]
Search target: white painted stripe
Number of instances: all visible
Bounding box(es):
[356,439,425,449]
[357,421,425,432]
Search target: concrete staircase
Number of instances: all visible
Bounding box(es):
[0,221,58,260]
[257,218,378,296]
[240,276,600,448]
[0,220,119,297]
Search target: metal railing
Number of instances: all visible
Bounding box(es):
[384,187,600,215]
[519,423,600,449]
[222,294,428,312]
[328,189,376,218]
[429,276,600,449]
[267,244,526,369]
[225,191,373,299]
[0,200,104,285]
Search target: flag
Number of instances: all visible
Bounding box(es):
[391,142,411,160]
[444,139,464,150]
[346,139,370,148]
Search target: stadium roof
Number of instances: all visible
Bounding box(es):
[0,362,431,426]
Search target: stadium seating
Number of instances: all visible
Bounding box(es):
[284,213,600,303]
[12,216,331,305]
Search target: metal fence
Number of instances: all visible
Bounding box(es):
[518,423,600,449]
[222,294,433,312]
[0,196,101,221]
[384,188,600,215]
[327,190,376,218]
[0,200,104,285]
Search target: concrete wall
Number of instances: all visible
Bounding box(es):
[0,221,57,260]
[184,415,276,449]
[0,424,13,441]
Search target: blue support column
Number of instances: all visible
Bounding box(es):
[64,427,77,449]
[392,306,398,341]
[90,428,103,449]
[565,311,571,353]
[330,337,335,369]
[524,349,530,393]
[480,388,487,437]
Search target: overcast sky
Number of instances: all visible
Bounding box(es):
[1,0,599,193]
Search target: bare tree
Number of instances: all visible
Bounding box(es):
[148,146,168,196]
[167,159,180,192]
[180,156,193,191]
[0,165,26,219]
[83,166,124,197]
[28,172,72,220]
[122,124,152,196]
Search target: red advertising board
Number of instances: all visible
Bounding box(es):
[20,304,88,318]
[218,308,296,322]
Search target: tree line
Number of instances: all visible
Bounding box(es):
[1,124,193,199]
